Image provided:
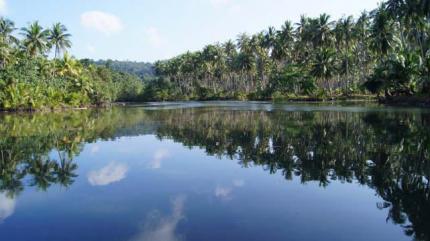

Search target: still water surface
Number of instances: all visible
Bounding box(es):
[0,102,429,241]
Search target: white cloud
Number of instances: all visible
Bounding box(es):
[0,193,15,222]
[81,11,123,35]
[148,148,170,169]
[130,195,186,241]
[0,0,6,15]
[145,27,167,48]
[88,162,128,186]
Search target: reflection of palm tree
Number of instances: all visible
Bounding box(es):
[0,163,25,198]
[54,152,78,187]
[27,158,57,191]
[152,108,430,240]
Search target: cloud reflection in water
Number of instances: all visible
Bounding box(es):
[0,193,15,222]
[130,195,187,241]
[88,162,128,186]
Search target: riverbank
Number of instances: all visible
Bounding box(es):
[0,103,115,113]
[4,95,430,113]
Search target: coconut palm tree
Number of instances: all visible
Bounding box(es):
[311,48,337,91]
[20,21,50,57]
[335,16,356,92]
[48,23,72,59]
[272,21,294,64]
[0,17,18,45]
[0,41,13,69]
[370,4,398,57]
[312,14,334,48]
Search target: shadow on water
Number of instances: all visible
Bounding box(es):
[0,103,429,240]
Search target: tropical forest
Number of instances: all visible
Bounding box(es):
[0,0,430,110]
[0,19,144,111]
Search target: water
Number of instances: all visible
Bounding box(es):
[0,101,429,241]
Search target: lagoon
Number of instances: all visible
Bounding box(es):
[0,102,429,241]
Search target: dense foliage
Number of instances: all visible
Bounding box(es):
[0,19,144,111]
[150,0,430,101]
[89,59,155,80]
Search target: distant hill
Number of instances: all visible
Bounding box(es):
[83,59,155,80]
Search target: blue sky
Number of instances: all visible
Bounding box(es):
[1,0,381,62]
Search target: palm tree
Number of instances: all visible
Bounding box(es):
[370,4,398,57]
[48,23,72,59]
[263,26,277,54]
[20,21,50,57]
[0,17,18,45]
[311,48,337,91]
[335,16,355,93]
[272,21,294,64]
[0,41,12,69]
[312,14,334,48]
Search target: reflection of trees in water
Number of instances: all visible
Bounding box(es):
[0,108,147,198]
[150,109,430,241]
[0,107,429,240]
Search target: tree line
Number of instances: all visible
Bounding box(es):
[150,0,430,101]
[0,19,144,111]
[90,59,155,81]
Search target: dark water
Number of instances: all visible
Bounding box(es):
[0,101,429,241]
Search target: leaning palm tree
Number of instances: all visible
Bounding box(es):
[0,17,19,45]
[48,23,72,58]
[20,21,50,57]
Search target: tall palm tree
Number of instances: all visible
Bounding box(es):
[370,4,397,57]
[335,16,355,92]
[263,26,277,54]
[272,21,294,63]
[48,23,72,59]
[312,14,334,48]
[20,21,50,57]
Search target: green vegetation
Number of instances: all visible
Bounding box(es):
[1,0,429,108]
[89,59,155,81]
[0,108,145,195]
[0,19,144,111]
[149,0,430,102]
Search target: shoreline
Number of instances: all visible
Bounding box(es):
[2,95,430,113]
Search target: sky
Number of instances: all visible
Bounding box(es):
[0,0,381,62]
